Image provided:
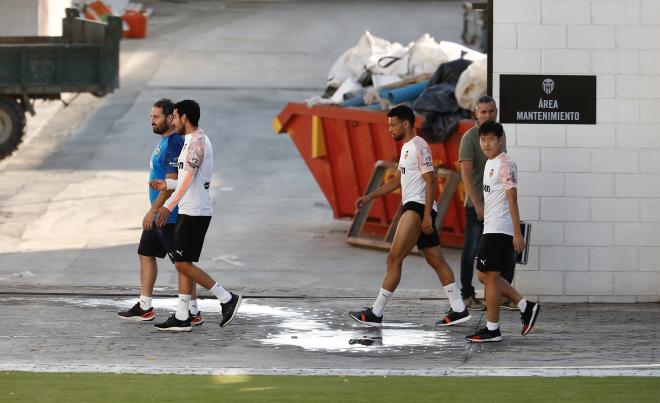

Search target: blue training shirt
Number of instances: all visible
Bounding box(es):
[149,132,184,224]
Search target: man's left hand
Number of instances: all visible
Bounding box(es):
[422,214,433,235]
[155,207,171,227]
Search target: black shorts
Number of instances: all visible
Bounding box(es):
[476,233,514,272]
[173,214,211,262]
[401,201,440,250]
[137,224,176,262]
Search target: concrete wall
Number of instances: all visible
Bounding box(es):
[0,0,72,36]
[493,0,660,301]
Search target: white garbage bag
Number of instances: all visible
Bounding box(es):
[407,33,449,75]
[455,57,487,111]
[439,41,486,62]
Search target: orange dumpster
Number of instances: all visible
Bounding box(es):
[273,103,473,248]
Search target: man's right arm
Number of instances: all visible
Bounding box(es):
[460,160,484,221]
[356,169,401,209]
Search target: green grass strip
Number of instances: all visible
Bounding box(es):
[1,372,659,402]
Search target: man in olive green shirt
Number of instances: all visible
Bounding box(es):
[458,96,516,310]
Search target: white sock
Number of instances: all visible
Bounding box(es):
[518,298,528,313]
[139,295,152,310]
[371,288,393,317]
[486,321,500,331]
[189,299,199,315]
[209,282,232,304]
[443,283,466,312]
[175,294,191,321]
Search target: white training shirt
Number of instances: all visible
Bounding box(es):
[483,153,517,235]
[164,129,213,216]
[399,136,437,211]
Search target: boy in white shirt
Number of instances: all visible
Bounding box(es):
[466,121,540,342]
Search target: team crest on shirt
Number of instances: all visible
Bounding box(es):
[489,169,494,177]
[153,145,161,156]
[404,150,409,159]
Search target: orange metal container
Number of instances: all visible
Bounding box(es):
[122,10,148,39]
[273,103,474,248]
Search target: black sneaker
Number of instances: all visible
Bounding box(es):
[117,302,154,321]
[190,311,204,326]
[154,314,192,332]
[437,308,471,326]
[219,293,242,327]
[349,307,383,327]
[521,301,540,336]
[466,327,502,343]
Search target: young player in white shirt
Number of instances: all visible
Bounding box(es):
[465,121,540,342]
[349,105,471,327]
[150,100,241,332]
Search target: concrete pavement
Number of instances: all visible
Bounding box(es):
[0,291,658,376]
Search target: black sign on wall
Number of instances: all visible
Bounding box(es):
[500,75,596,124]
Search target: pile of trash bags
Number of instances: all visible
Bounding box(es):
[309,32,487,143]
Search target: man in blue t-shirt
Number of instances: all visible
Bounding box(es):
[118,98,203,325]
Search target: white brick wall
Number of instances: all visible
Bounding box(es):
[514,271,564,295]
[616,124,660,148]
[518,25,565,48]
[494,0,541,24]
[541,197,589,221]
[591,50,639,74]
[591,198,639,222]
[494,0,659,300]
[518,172,564,196]
[542,49,591,73]
[567,25,616,49]
[540,246,588,270]
[565,272,614,295]
[590,247,637,271]
[640,199,660,221]
[541,0,591,24]
[592,0,640,24]
[640,100,660,123]
[516,124,565,147]
[640,51,660,74]
[617,27,660,50]
[566,124,615,148]
[597,99,639,123]
[565,173,613,197]
[641,0,660,25]
[493,24,517,48]
[591,149,639,173]
[542,149,590,172]
[508,147,540,171]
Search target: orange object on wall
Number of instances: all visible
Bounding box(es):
[83,1,113,22]
[274,103,474,248]
[122,10,147,39]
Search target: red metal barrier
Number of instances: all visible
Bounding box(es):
[273,103,474,248]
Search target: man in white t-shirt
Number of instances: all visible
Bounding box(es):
[465,121,540,343]
[349,105,471,327]
[149,100,242,332]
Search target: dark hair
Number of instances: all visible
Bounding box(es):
[153,98,174,116]
[478,121,504,138]
[477,95,496,107]
[174,100,201,126]
[387,104,415,127]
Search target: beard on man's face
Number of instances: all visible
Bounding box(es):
[152,122,167,134]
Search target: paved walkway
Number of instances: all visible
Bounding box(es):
[1,289,658,376]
